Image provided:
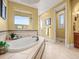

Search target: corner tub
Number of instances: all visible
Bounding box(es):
[8,37,38,52]
[0,37,45,59]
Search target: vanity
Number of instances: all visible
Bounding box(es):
[74,32,79,48]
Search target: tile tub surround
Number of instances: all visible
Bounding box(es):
[0,30,38,41]
[0,31,8,41]
[8,30,38,39]
[7,37,39,53]
[0,37,45,59]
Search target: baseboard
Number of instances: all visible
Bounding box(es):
[45,38,56,43]
[56,37,65,42]
[65,43,74,48]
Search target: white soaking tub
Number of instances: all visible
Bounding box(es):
[8,37,38,52]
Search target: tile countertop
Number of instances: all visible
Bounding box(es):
[0,37,45,59]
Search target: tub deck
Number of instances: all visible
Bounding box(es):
[0,37,45,59]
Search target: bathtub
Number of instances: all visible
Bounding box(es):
[8,37,38,52]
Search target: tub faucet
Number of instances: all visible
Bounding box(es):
[36,36,39,41]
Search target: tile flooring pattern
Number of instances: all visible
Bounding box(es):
[0,41,79,59]
[42,42,79,59]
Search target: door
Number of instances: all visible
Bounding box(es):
[56,10,65,42]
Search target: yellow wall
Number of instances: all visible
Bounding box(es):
[0,0,8,41]
[0,0,8,31]
[39,9,55,39]
[0,17,7,31]
[8,1,38,30]
[15,11,32,18]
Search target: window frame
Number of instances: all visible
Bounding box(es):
[58,11,65,29]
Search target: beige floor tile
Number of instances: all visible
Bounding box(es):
[8,53,28,59]
[42,42,79,59]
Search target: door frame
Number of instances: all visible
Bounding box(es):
[56,10,65,42]
[53,3,71,47]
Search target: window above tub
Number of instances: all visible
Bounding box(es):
[57,10,65,29]
[14,16,30,25]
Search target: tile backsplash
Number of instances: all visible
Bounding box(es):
[0,30,38,41]
[0,32,7,41]
[8,30,38,38]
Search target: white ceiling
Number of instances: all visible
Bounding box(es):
[10,0,40,4]
[9,0,40,8]
[38,0,63,15]
[9,0,62,15]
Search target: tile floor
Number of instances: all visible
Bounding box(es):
[42,41,79,59]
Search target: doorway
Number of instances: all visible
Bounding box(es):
[56,10,65,44]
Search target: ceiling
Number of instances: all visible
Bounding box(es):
[10,0,40,4]
[9,0,62,15]
[38,0,63,15]
[9,0,40,8]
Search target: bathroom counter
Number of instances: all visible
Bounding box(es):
[0,37,45,59]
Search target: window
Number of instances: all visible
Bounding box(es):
[58,13,64,28]
[14,16,30,25]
